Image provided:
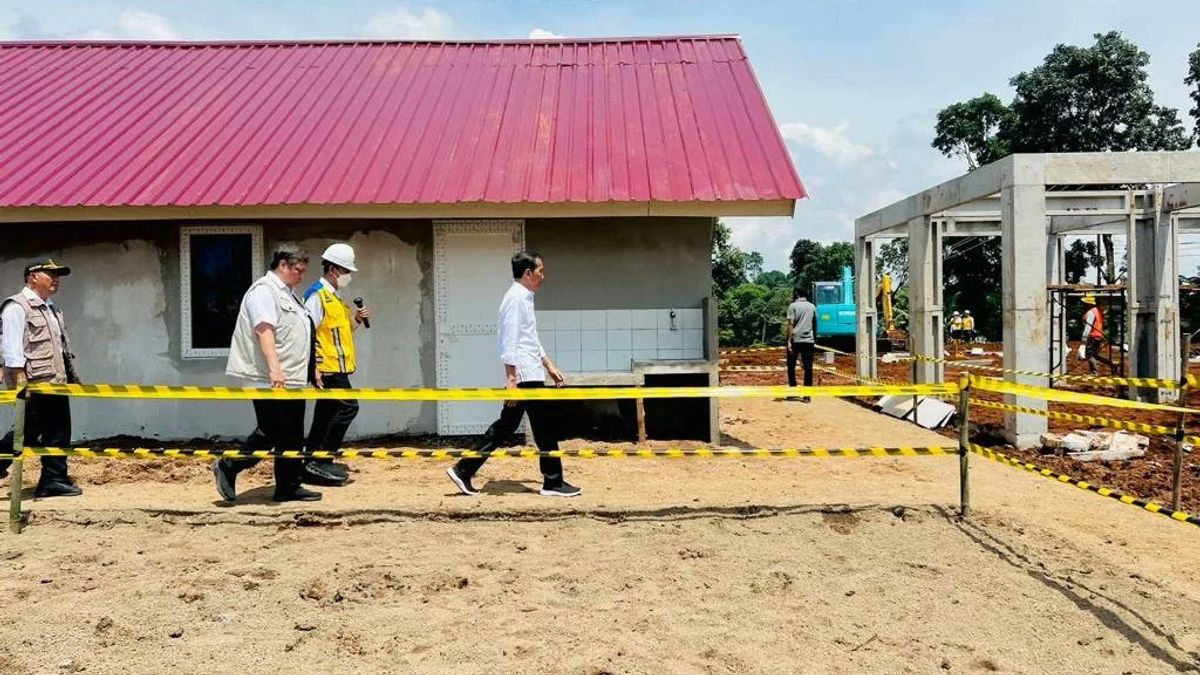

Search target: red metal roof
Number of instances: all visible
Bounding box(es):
[0,37,805,211]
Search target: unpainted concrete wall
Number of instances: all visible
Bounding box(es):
[0,219,434,441]
[0,216,713,442]
[526,217,714,311]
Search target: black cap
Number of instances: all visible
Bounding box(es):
[24,259,71,277]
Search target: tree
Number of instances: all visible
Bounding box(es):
[1064,239,1100,284]
[876,239,909,288]
[1186,44,1200,143]
[943,237,1003,340]
[1001,32,1190,154]
[718,283,791,346]
[754,270,792,289]
[712,220,755,298]
[790,241,853,300]
[788,239,823,284]
[932,93,1013,170]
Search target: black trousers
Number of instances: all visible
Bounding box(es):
[787,342,815,387]
[306,372,359,455]
[454,382,563,486]
[227,399,305,491]
[1085,337,1115,373]
[0,394,70,485]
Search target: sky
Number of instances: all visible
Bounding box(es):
[3,0,1200,273]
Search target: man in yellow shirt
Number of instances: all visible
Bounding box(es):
[303,244,370,485]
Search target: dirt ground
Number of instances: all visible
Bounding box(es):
[721,343,1200,513]
[4,397,1200,673]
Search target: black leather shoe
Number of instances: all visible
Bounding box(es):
[213,460,238,501]
[34,481,82,498]
[274,486,322,502]
[302,462,348,486]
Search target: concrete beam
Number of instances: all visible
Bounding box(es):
[1048,214,1130,235]
[1164,183,1200,212]
[943,220,1001,237]
[855,155,1011,238]
[1000,156,1049,448]
[1043,152,1200,186]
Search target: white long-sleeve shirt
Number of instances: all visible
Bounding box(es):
[497,281,546,383]
[1,287,62,369]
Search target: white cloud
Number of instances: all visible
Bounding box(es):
[528,28,564,39]
[779,121,875,165]
[74,9,182,40]
[116,9,182,39]
[363,6,453,39]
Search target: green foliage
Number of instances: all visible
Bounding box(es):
[943,237,1003,340]
[717,283,792,346]
[712,220,754,298]
[932,93,1013,170]
[1187,44,1200,144]
[1001,31,1190,153]
[789,239,853,298]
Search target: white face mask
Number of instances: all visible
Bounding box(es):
[335,273,352,289]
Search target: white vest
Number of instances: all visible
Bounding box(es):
[225,273,312,387]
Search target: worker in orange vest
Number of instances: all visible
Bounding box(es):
[1080,295,1115,374]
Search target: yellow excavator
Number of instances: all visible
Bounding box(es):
[877,273,907,351]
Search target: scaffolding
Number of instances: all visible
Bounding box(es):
[1047,284,1125,386]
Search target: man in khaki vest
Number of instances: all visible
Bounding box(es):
[0,259,81,497]
[213,247,320,503]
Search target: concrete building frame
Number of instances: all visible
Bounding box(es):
[854,152,1200,447]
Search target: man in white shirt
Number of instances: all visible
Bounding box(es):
[0,259,81,497]
[214,247,321,503]
[446,251,581,497]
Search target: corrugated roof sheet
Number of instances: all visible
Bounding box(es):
[0,36,805,210]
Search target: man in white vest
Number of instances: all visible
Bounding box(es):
[213,246,321,502]
[0,259,81,497]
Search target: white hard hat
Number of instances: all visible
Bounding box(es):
[952,311,960,316]
[321,243,357,272]
[964,310,971,315]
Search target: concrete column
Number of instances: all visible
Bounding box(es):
[1048,236,1066,378]
[855,235,877,380]
[908,216,944,383]
[1130,189,1181,400]
[1001,156,1048,447]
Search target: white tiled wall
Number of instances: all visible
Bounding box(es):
[536,308,705,372]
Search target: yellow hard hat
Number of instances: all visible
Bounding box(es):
[1081,294,1096,305]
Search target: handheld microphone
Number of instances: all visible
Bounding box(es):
[353,297,370,329]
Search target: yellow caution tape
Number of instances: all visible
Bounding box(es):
[719,365,787,372]
[718,346,785,355]
[968,444,1200,527]
[3,445,958,460]
[969,376,1196,415]
[23,382,960,402]
[969,398,1177,437]
[913,354,1190,389]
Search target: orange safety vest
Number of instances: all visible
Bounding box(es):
[1085,306,1104,339]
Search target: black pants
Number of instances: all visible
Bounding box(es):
[227,399,305,491]
[787,342,815,387]
[306,372,359,455]
[454,382,563,486]
[1085,337,1115,374]
[0,394,70,486]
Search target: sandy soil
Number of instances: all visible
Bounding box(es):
[4,397,1200,673]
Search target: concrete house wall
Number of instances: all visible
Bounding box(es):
[0,217,713,442]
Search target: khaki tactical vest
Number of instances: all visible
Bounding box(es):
[2,291,70,384]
